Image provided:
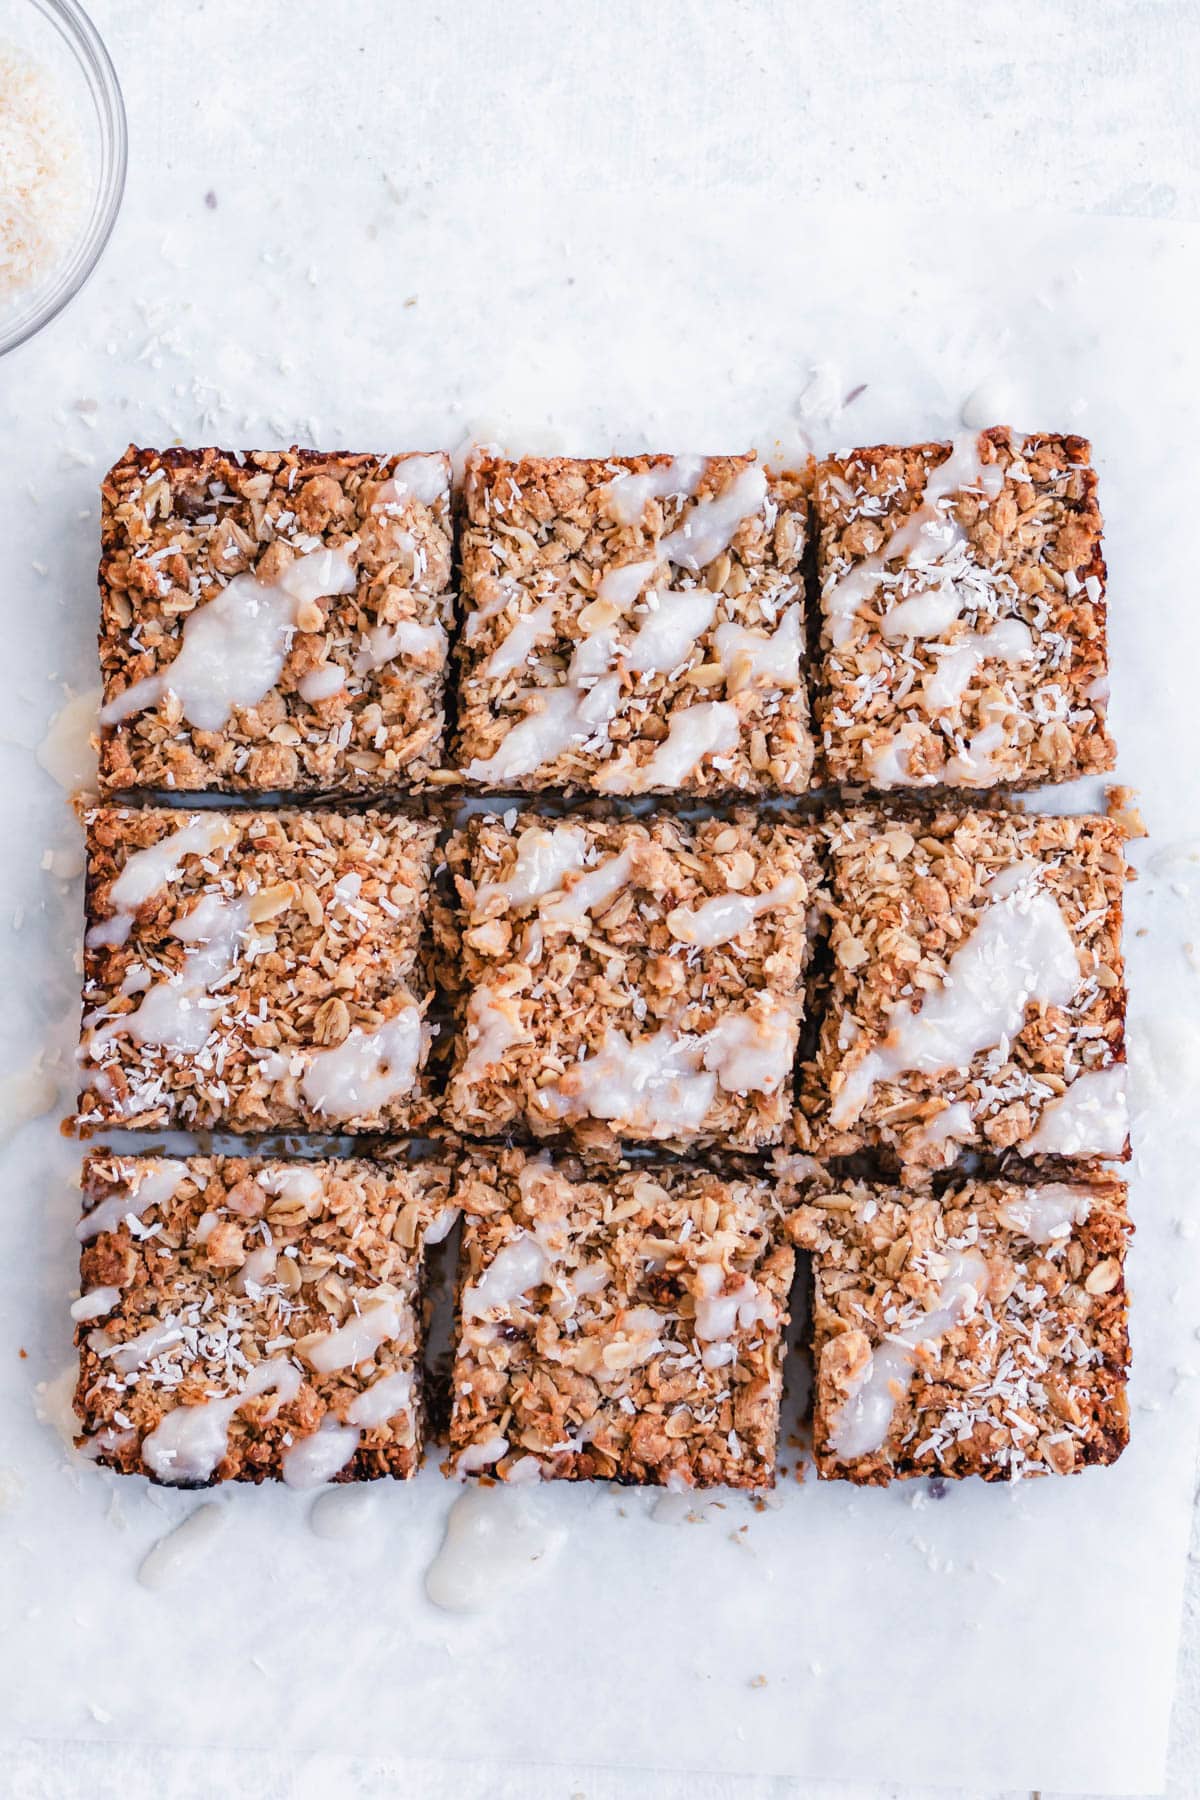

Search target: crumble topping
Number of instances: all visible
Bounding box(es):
[454,453,814,795]
[97,447,453,793]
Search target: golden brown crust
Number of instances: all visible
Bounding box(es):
[813,430,1114,790]
[98,445,453,794]
[74,1153,453,1484]
[448,1146,792,1487]
[441,810,823,1152]
[78,807,437,1132]
[453,452,814,795]
[798,807,1127,1169]
[795,1175,1131,1483]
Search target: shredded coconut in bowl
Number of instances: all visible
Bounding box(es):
[0,41,87,309]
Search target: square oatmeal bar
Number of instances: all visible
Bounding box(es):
[800,808,1128,1170]
[97,446,453,794]
[442,811,822,1152]
[453,452,813,795]
[448,1148,793,1487]
[793,1175,1130,1482]
[813,430,1114,789]
[74,1153,454,1484]
[77,807,436,1132]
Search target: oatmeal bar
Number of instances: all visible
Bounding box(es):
[448,1147,793,1487]
[442,812,822,1152]
[74,1152,454,1484]
[794,1175,1130,1482]
[77,807,436,1132]
[813,429,1114,789]
[97,446,453,794]
[453,452,813,794]
[801,808,1127,1169]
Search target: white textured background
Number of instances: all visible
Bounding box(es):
[4,3,1200,1797]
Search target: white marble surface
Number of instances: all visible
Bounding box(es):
[4,3,1200,1796]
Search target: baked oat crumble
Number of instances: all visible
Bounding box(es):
[448,1147,792,1487]
[442,810,822,1152]
[78,807,436,1132]
[792,1174,1130,1482]
[813,430,1114,790]
[97,447,453,794]
[74,1153,453,1485]
[454,453,814,795]
[800,807,1127,1170]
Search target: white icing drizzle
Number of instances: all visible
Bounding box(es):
[604,457,705,526]
[943,718,1011,786]
[354,618,448,675]
[458,986,526,1080]
[913,1099,974,1152]
[100,547,358,731]
[714,603,803,690]
[297,664,346,703]
[830,1251,989,1459]
[540,846,637,926]
[667,876,798,950]
[260,1165,324,1208]
[831,864,1081,1130]
[375,453,448,507]
[70,1286,120,1322]
[456,1433,510,1474]
[693,1263,776,1371]
[621,588,717,675]
[462,1234,549,1319]
[597,557,658,608]
[308,1485,378,1539]
[282,1418,361,1489]
[824,435,1005,647]
[658,464,768,571]
[89,894,248,1056]
[881,586,964,641]
[141,1357,302,1485]
[463,632,622,784]
[299,1008,422,1119]
[423,1206,460,1247]
[999,1183,1093,1244]
[346,1367,414,1427]
[136,1502,226,1590]
[86,816,237,950]
[425,1485,566,1612]
[77,1159,187,1242]
[867,722,924,788]
[921,616,1035,712]
[300,1295,406,1373]
[596,700,740,794]
[701,1003,796,1096]
[474,823,587,915]
[545,1027,716,1135]
[1020,1065,1128,1158]
[543,1001,797,1133]
[483,597,558,678]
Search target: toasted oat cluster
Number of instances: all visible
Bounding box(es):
[799,809,1127,1169]
[97,446,453,794]
[793,1175,1131,1482]
[813,430,1115,789]
[448,1148,793,1487]
[77,808,436,1132]
[74,1153,454,1485]
[442,811,822,1152]
[453,453,814,795]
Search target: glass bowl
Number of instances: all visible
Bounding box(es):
[0,0,126,357]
